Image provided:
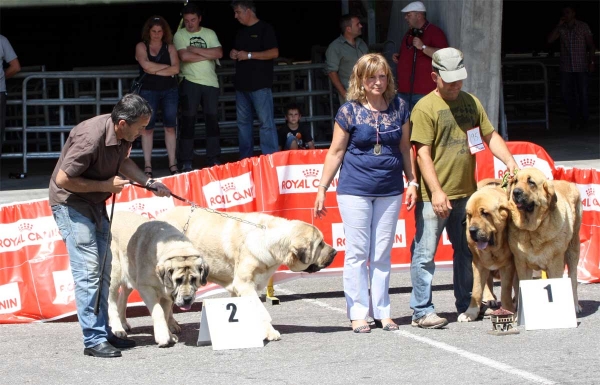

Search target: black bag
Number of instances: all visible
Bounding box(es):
[129,73,146,94]
[129,43,167,95]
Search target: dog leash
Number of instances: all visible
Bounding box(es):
[501,168,519,190]
[129,182,266,230]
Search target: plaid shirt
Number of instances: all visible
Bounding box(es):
[558,20,593,72]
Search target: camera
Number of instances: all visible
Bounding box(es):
[409,28,424,38]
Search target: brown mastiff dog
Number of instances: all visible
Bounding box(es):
[459,182,517,322]
[506,167,582,313]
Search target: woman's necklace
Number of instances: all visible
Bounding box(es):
[366,100,383,155]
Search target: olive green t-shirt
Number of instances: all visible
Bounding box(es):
[410,90,494,202]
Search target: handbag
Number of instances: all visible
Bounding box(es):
[130,43,168,94]
[129,73,146,95]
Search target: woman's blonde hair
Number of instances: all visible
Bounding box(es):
[346,53,397,104]
[141,16,173,44]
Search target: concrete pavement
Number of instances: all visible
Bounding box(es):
[1,270,600,385]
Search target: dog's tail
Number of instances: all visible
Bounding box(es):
[566,188,582,311]
[566,193,582,272]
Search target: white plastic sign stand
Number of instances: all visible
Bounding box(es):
[197,296,265,350]
[517,278,577,330]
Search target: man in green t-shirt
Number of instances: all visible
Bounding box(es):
[409,48,518,329]
[174,3,223,170]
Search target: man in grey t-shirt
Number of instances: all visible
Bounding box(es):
[325,14,368,106]
[1,34,21,155]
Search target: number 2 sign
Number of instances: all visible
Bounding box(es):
[517,278,578,330]
[197,297,265,350]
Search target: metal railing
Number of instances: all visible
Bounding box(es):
[501,60,549,130]
[3,63,336,174]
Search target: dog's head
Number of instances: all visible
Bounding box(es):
[506,167,556,231]
[281,221,337,274]
[465,186,510,251]
[156,255,209,311]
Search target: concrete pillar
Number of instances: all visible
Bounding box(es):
[460,0,503,128]
[367,2,376,46]
[341,0,349,14]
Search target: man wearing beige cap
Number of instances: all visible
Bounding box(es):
[408,47,517,329]
[392,1,448,110]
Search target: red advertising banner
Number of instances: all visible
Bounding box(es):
[0,141,598,323]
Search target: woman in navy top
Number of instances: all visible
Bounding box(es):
[314,53,418,333]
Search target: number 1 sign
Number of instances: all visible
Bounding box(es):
[197,296,265,350]
[517,278,578,330]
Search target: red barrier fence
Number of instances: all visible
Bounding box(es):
[1,141,598,323]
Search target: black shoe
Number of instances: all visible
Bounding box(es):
[107,335,136,349]
[169,164,180,175]
[206,157,223,167]
[83,342,122,358]
[181,161,193,173]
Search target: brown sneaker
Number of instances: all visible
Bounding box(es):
[411,313,448,329]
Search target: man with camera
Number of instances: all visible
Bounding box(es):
[392,1,448,110]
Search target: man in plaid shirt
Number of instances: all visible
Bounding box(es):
[547,5,597,131]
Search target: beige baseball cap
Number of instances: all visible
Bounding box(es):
[401,1,426,12]
[432,47,468,82]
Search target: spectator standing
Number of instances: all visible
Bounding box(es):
[325,14,369,105]
[49,94,171,357]
[547,5,597,131]
[392,1,448,110]
[230,0,279,160]
[0,34,21,156]
[174,3,224,171]
[135,16,180,177]
[278,104,315,151]
[409,48,517,329]
[314,53,418,334]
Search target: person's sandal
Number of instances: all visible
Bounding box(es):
[144,166,153,178]
[169,164,179,175]
[374,319,399,331]
[352,324,371,334]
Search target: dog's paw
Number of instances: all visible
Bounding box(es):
[122,321,132,332]
[265,328,281,341]
[168,319,181,334]
[113,329,128,338]
[575,302,583,313]
[156,333,178,348]
[458,309,479,322]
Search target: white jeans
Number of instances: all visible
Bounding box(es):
[337,194,402,321]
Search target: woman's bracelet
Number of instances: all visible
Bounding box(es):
[408,181,419,188]
[318,184,329,191]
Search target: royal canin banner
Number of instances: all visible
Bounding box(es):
[0,141,598,323]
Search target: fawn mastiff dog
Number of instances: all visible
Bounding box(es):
[108,211,209,347]
[459,182,517,322]
[158,206,338,341]
[506,167,582,313]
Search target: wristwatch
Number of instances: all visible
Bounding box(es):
[421,45,427,51]
[248,52,252,59]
